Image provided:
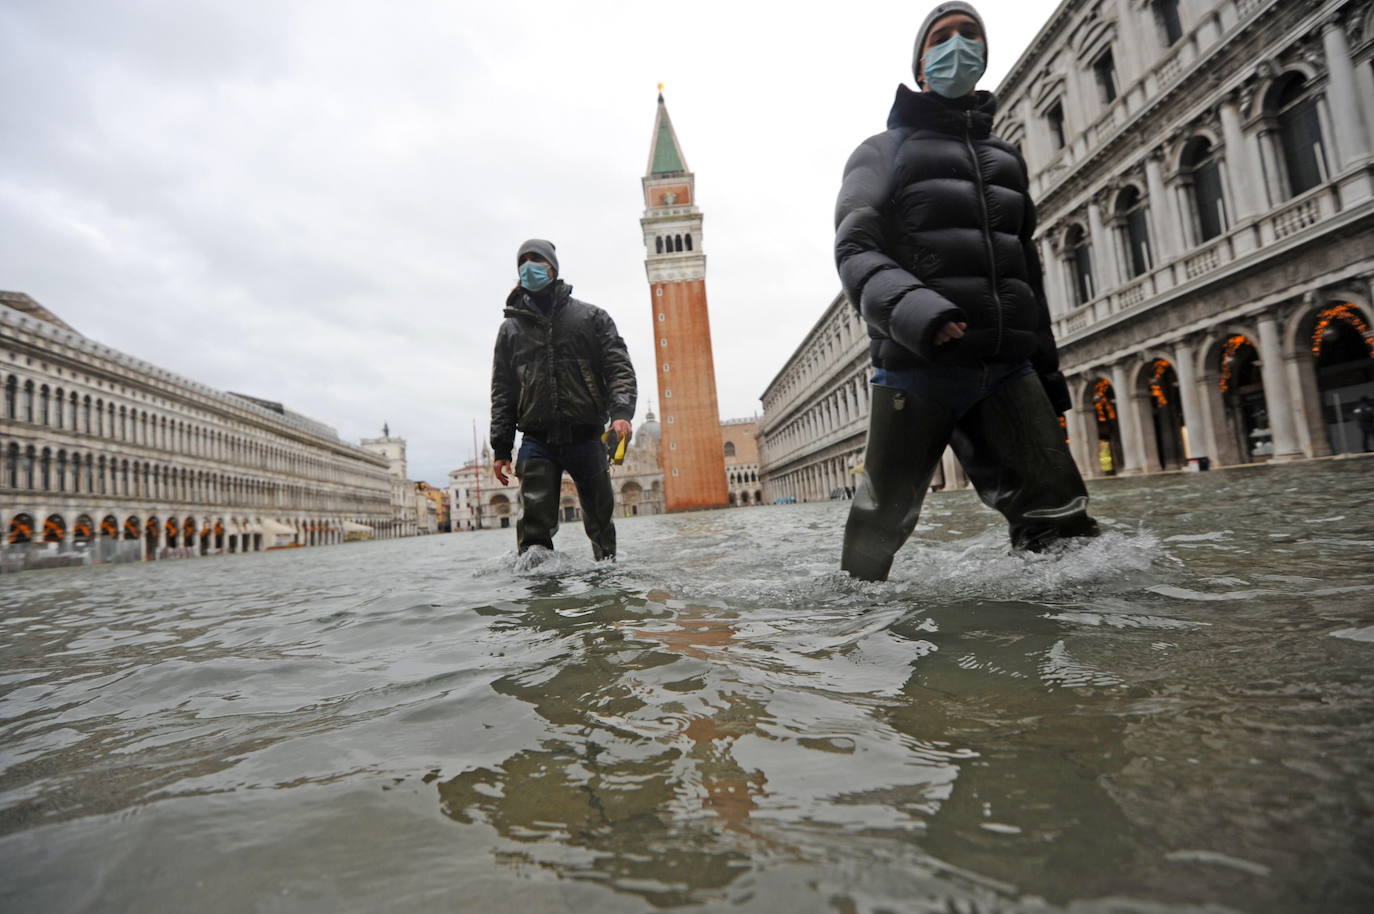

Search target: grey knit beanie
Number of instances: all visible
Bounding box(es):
[516,238,559,275]
[913,1,987,84]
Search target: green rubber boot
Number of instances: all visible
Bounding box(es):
[576,470,617,561]
[841,385,956,582]
[516,459,561,554]
[950,371,1100,552]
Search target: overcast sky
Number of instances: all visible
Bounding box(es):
[1,0,1058,485]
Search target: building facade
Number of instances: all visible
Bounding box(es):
[760,0,1374,493]
[359,429,420,537]
[609,411,665,517]
[720,417,764,506]
[760,296,874,504]
[1,292,392,572]
[641,91,730,512]
[1000,0,1374,474]
[448,447,519,531]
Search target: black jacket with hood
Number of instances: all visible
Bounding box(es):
[834,85,1070,410]
[490,280,637,461]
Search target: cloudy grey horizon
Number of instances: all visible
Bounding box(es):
[1,0,1057,486]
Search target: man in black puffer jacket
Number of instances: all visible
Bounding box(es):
[835,1,1098,581]
[490,239,636,561]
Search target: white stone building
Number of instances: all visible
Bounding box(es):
[759,297,873,503]
[359,429,420,537]
[448,447,519,531]
[609,411,665,517]
[1,292,392,572]
[720,417,764,506]
[1003,0,1374,473]
[761,0,1374,492]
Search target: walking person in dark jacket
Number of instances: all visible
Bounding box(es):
[491,239,637,561]
[835,1,1099,582]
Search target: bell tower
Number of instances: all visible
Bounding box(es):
[641,89,728,512]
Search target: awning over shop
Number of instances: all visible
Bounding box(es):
[341,521,372,533]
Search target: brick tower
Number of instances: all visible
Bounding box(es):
[641,90,728,512]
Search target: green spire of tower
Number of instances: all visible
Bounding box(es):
[647,90,688,176]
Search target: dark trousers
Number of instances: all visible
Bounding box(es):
[515,436,616,560]
[842,368,1098,581]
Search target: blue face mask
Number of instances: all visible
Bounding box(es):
[519,261,552,292]
[923,33,986,99]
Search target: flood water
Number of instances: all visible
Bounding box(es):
[3,458,1374,913]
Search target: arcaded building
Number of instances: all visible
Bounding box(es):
[1,292,392,572]
[720,417,763,506]
[1000,0,1374,474]
[641,91,730,511]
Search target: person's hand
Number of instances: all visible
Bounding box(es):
[611,418,632,445]
[493,459,512,486]
[934,321,968,346]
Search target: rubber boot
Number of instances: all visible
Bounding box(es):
[575,469,617,561]
[950,371,1100,551]
[516,459,561,553]
[841,385,956,582]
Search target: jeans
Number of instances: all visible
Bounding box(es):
[516,435,607,485]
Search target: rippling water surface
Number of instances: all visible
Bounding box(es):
[4,459,1374,913]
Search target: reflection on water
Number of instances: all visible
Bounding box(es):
[3,460,1374,912]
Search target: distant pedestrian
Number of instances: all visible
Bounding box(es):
[490,239,637,561]
[833,1,1100,581]
[1355,396,1374,452]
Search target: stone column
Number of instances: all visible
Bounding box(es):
[1256,313,1302,460]
[1110,363,1148,474]
[1321,15,1371,169]
[1171,339,1211,462]
[1219,93,1263,222]
[1066,385,1095,477]
[1146,149,1180,261]
[1038,236,1068,316]
[1088,194,1120,293]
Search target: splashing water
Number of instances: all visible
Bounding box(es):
[2,459,1373,913]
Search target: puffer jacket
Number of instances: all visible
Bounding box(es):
[490,280,637,460]
[835,85,1069,408]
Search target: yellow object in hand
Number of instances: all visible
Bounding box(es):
[602,428,627,465]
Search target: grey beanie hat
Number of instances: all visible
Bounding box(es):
[516,238,559,275]
[913,1,987,84]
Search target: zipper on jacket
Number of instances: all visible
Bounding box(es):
[965,110,1004,356]
[545,302,560,438]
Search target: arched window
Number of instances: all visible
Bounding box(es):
[71,452,82,493]
[1181,137,1226,242]
[655,236,663,253]
[39,385,50,425]
[3,442,17,488]
[83,395,92,433]
[1114,186,1152,278]
[1153,0,1182,46]
[22,381,34,422]
[54,388,64,428]
[1271,73,1327,198]
[1065,224,1095,305]
[684,233,693,251]
[724,441,736,457]
[3,376,15,419]
[674,235,683,252]
[22,445,35,489]
[57,450,67,492]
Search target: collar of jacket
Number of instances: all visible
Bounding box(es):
[886,84,997,137]
[504,280,572,319]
